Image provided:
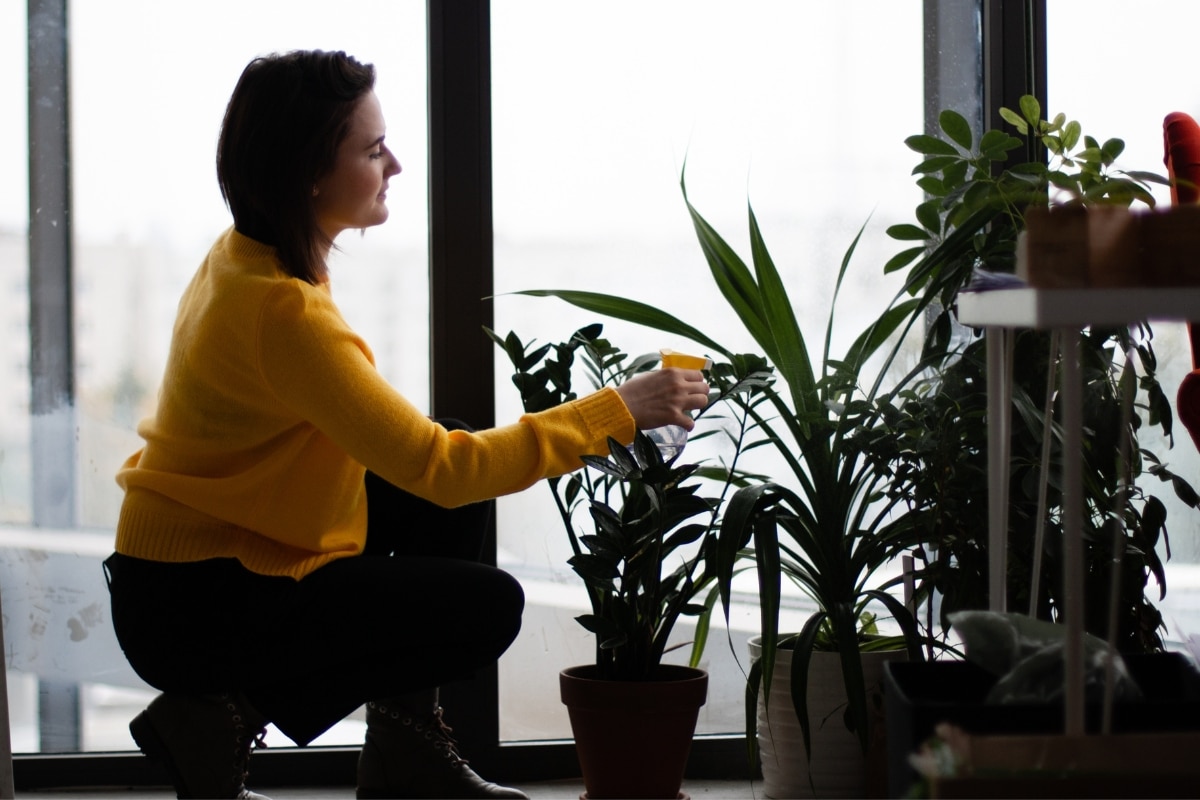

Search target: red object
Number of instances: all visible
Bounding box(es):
[1164,112,1200,206]
[1164,112,1200,450]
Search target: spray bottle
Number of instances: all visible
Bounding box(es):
[642,348,712,460]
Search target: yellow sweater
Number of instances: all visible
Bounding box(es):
[115,228,635,579]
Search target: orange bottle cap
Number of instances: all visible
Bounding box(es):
[659,348,712,370]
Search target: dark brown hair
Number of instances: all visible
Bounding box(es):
[217,50,376,284]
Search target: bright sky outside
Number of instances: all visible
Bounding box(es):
[2,1,924,245]
[4,2,1200,239]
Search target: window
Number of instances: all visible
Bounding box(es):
[9,0,427,753]
[1047,0,1200,634]
[10,0,1064,787]
[1,0,30,526]
[491,0,928,742]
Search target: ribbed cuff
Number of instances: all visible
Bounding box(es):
[570,386,636,447]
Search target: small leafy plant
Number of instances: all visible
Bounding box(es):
[884,95,1165,299]
[859,95,1198,652]
[487,323,770,681]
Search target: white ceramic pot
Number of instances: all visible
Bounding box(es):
[748,635,905,799]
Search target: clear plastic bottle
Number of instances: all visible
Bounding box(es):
[642,424,690,461]
[643,349,711,460]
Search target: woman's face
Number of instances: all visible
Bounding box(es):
[313,90,402,241]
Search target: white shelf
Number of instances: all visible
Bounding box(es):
[950,282,1200,737]
[957,286,1200,328]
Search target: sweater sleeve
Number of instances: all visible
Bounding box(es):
[256,281,635,508]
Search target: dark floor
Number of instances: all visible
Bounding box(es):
[22,780,764,798]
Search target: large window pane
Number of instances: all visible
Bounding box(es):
[1,0,30,525]
[492,0,925,741]
[1047,0,1200,638]
[7,0,427,752]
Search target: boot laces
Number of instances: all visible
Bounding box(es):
[225,695,268,788]
[424,707,468,768]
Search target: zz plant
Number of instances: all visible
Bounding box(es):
[487,323,770,681]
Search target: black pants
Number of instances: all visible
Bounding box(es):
[105,451,524,746]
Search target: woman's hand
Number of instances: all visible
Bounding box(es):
[615,368,710,431]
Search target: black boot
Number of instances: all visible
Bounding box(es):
[357,700,528,799]
[130,692,270,800]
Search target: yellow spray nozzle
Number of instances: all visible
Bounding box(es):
[659,348,712,370]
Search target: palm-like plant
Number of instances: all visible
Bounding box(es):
[511,181,930,760]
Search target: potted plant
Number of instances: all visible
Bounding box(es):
[860,96,1199,652]
[488,323,769,799]
[506,96,1200,797]
[684,198,931,799]
[509,195,932,798]
[854,98,1200,796]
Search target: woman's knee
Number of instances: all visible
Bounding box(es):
[493,569,525,641]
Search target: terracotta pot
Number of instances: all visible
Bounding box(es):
[560,664,708,800]
[1142,206,1200,286]
[1020,205,1089,288]
[749,635,905,799]
[1086,206,1143,287]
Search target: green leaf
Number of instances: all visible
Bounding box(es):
[942,159,970,189]
[999,106,1027,134]
[568,554,620,584]
[886,224,929,241]
[915,200,942,234]
[1047,170,1078,190]
[1077,145,1103,165]
[689,585,721,669]
[680,173,778,363]
[1019,95,1041,127]
[788,612,827,761]
[1101,137,1126,165]
[715,484,779,672]
[916,176,948,197]
[663,523,709,552]
[744,658,763,767]
[1061,120,1082,151]
[1124,170,1169,186]
[575,614,621,637]
[510,289,731,360]
[884,246,925,275]
[1008,161,1048,176]
[905,134,958,156]
[748,203,818,421]
[842,298,922,386]
[939,110,973,150]
[913,155,960,175]
[979,130,1023,160]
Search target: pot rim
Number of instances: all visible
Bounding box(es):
[746,632,909,653]
[560,663,708,684]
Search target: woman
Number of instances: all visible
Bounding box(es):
[104,49,708,800]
